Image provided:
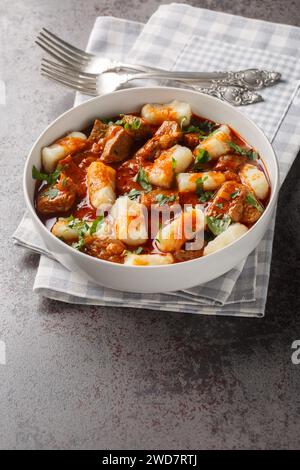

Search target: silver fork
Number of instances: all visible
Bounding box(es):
[40,59,263,106]
[36,28,281,89]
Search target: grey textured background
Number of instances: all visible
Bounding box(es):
[1,0,300,450]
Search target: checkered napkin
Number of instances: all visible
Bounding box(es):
[13,4,300,316]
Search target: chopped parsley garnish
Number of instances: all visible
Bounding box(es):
[135,167,152,193]
[90,215,104,235]
[216,203,224,209]
[32,164,63,185]
[67,218,90,236]
[155,193,177,206]
[193,149,211,170]
[183,120,215,136]
[198,191,213,203]
[206,214,231,236]
[245,193,264,213]
[72,238,86,251]
[134,247,144,255]
[126,189,142,200]
[66,217,91,251]
[43,187,60,199]
[230,190,240,199]
[195,175,212,202]
[195,175,208,194]
[123,117,142,131]
[172,157,177,171]
[228,142,258,160]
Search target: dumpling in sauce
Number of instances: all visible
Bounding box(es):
[141,100,192,126]
[42,132,87,173]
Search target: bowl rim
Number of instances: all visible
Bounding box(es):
[23,86,279,271]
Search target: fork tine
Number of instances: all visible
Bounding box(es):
[40,66,97,91]
[38,31,90,64]
[42,28,93,59]
[41,71,98,96]
[35,38,87,68]
[41,58,97,78]
[41,68,97,92]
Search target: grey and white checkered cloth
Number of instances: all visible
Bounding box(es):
[13,4,300,317]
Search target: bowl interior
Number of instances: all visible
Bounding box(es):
[24,87,279,283]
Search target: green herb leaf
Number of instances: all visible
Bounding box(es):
[90,215,104,235]
[134,247,144,255]
[245,193,264,213]
[228,142,258,160]
[198,191,213,203]
[216,203,224,209]
[195,175,209,195]
[155,193,177,206]
[67,218,90,237]
[172,157,177,172]
[126,189,142,200]
[183,120,215,136]
[43,187,60,200]
[193,149,211,170]
[72,237,86,251]
[135,167,152,193]
[32,165,50,182]
[124,117,142,131]
[230,190,240,199]
[32,164,62,185]
[207,214,231,236]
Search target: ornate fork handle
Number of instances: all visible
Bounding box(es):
[189,83,263,106]
[213,69,281,90]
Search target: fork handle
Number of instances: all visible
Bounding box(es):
[121,68,281,90]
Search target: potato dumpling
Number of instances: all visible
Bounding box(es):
[141,100,192,126]
[124,253,174,266]
[177,171,226,192]
[239,163,269,200]
[42,131,87,173]
[156,207,204,252]
[194,125,231,160]
[147,145,193,188]
[111,196,148,246]
[204,223,248,255]
[87,161,116,209]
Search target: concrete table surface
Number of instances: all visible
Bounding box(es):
[1,0,300,450]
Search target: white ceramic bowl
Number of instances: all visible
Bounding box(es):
[24,87,279,293]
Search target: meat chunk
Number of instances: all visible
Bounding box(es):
[88,119,108,142]
[36,174,77,215]
[134,121,182,162]
[116,158,141,195]
[121,115,154,139]
[84,236,126,263]
[214,154,248,172]
[206,181,247,222]
[101,125,133,163]
[240,203,262,225]
[183,133,200,149]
